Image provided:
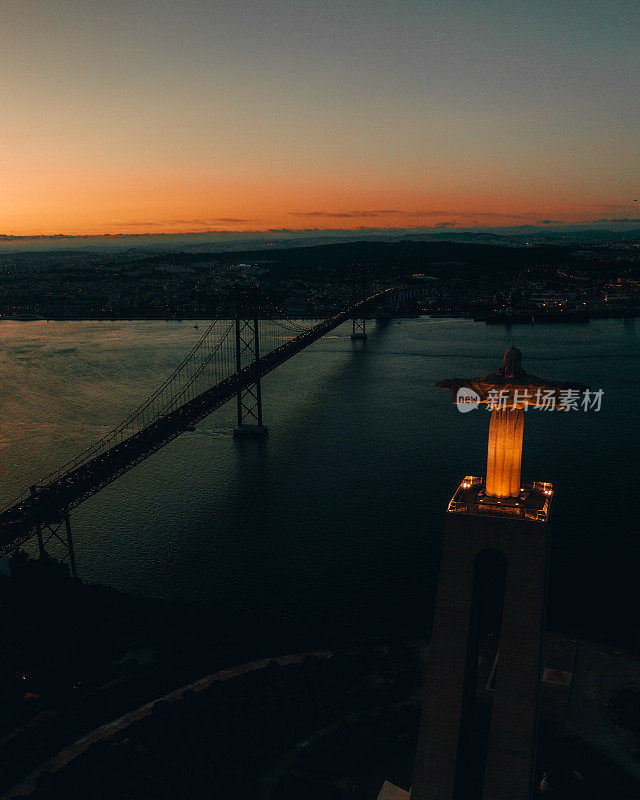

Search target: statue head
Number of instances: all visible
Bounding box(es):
[496,346,525,379]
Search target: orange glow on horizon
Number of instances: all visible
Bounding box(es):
[2,2,637,239]
[3,115,636,237]
[0,171,629,238]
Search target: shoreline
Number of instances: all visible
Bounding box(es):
[1,311,638,323]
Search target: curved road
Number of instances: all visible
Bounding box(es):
[2,649,332,800]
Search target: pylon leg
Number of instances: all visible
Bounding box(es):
[233,380,268,437]
[350,263,368,340]
[64,512,78,581]
[35,524,45,558]
[31,486,46,558]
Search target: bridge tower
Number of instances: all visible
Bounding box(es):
[30,486,78,580]
[233,287,268,438]
[411,347,586,800]
[350,262,368,340]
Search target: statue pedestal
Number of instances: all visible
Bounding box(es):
[412,482,551,800]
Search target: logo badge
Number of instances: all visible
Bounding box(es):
[456,387,481,412]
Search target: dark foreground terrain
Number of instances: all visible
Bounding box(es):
[1,556,639,799]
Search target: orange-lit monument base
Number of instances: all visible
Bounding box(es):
[411,480,551,800]
[408,348,586,800]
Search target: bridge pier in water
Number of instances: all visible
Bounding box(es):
[233,288,269,438]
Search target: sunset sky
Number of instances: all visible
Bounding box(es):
[2,0,639,236]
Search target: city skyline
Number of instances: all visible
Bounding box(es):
[3,0,639,236]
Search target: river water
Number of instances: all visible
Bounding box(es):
[0,317,638,645]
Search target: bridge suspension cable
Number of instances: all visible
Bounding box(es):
[12,320,237,495]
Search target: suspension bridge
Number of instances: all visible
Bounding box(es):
[0,281,411,575]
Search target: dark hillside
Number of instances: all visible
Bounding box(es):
[132,241,574,281]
